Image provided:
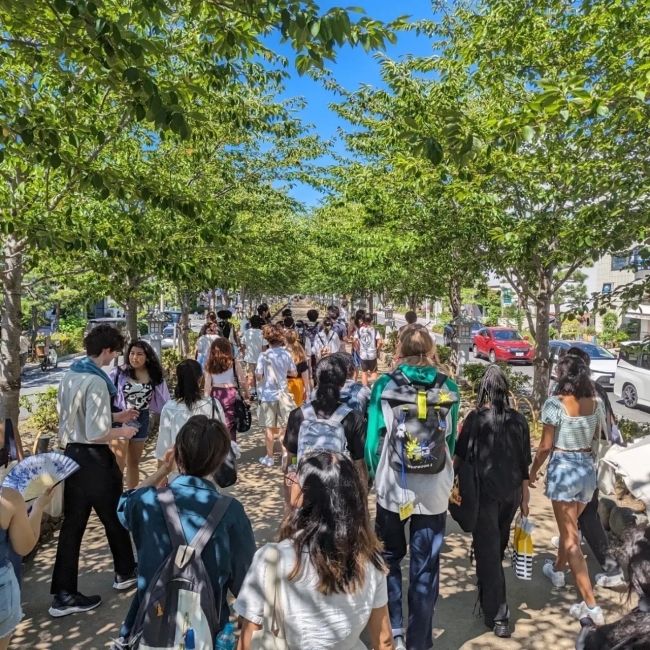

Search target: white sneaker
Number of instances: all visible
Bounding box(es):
[542,559,566,588]
[569,601,605,626]
[551,532,583,549]
[258,456,274,467]
[595,569,626,589]
[393,637,406,650]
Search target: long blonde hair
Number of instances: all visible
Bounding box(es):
[285,329,307,364]
[397,326,440,366]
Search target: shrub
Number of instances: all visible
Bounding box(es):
[161,348,183,388]
[19,387,59,435]
[138,321,149,336]
[461,362,531,394]
[383,330,399,354]
[58,315,86,335]
[437,345,452,365]
[51,332,83,356]
[617,418,650,442]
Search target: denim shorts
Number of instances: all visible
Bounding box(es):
[545,451,596,503]
[0,563,22,639]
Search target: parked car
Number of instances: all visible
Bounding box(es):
[443,320,483,347]
[84,317,127,336]
[161,324,176,350]
[614,341,650,409]
[549,340,618,389]
[472,327,534,363]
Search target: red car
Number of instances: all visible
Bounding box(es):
[472,327,534,364]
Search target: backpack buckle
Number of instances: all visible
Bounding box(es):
[174,545,195,569]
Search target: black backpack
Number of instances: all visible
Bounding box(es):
[381,369,458,475]
[126,488,232,650]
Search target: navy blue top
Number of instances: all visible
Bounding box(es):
[118,475,256,635]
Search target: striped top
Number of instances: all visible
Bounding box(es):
[541,396,605,450]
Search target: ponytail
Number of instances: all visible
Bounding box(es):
[314,356,347,410]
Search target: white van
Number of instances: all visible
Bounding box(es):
[614,341,650,408]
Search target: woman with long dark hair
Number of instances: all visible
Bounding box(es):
[530,355,607,625]
[110,339,170,489]
[454,365,531,639]
[156,359,225,463]
[283,355,367,480]
[235,451,393,649]
[204,337,249,441]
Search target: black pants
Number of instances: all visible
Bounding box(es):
[579,488,619,572]
[51,444,135,595]
[472,489,521,626]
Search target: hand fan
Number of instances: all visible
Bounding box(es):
[2,453,80,501]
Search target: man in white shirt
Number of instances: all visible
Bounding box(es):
[50,325,139,618]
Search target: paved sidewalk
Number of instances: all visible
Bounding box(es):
[12,416,632,650]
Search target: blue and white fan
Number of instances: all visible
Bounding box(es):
[2,453,80,501]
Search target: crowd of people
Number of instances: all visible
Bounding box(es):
[0,299,648,650]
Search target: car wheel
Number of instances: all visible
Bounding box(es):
[472,344,478,357]
[488,349,497,364]
[622,383,638,409]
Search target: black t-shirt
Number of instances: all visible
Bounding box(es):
[455,407,532,499]
[283,400,366,462]
[296,360,309,375]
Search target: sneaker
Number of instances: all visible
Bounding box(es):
[542,559,566,588]
[595,568,626,589]
[111,637,129,650]
[113,570,137,591]
[569,601,605,626]
[393,636,406,650]
[258,455,274,467]
[493,620,511,638]
[551,532,583,549]
[49,591,102,617]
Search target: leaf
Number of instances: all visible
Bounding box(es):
[423,137,443,165]
[522,125,535,142]
[49,152,62,168]
[123,67,139,83]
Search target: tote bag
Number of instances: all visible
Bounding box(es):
[512,516,535,580]
[250,544,288,650]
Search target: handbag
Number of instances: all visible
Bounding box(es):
[512,515,535,580]
[251,544,288,650]
[211,398,237,488]
[233,367,252,433]
[448,414,480,533]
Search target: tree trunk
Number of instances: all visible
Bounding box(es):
[553,300,562,335]
[532,271,553,410]
[125,295,139,344]
[179,291,191,357]
[408,294,418,311]
[30,305,39,354]
[367,292,374,314]
[0,234,25,430]
[449,277,462,319]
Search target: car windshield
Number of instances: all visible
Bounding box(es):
[492,330,522,341]
[573,343,615,360]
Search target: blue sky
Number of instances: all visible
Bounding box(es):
[267,1,436,206]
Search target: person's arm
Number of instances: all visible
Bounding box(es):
[376,331,383,354]
[300,367,311,397]
[151,380,171,413]
[282,409,301,471]
[237,620,261,649]
[227,506,257,598]
[204,370,212,397]
[452,411,474,469]
[367,605,393,650]
[138,448,174,489]
[529,424,555,486]
[287,357,297,378]
[155,404,173,462]
[255,355,265,385]
[4,487,54,556]
[86,380,138,442]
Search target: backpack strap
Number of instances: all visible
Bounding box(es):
[330,404,351,424]
[389,368,410,387]
[301,403,316,420]
[433,372,448,390]
[157,487,187,548]
[189,495,232,555]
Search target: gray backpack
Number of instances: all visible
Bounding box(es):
[297,403,351,460]
[127,488,232,650]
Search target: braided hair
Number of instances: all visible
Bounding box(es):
[476,364,510,434]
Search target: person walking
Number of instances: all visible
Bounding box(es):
[115,416,256,647]
[284,329,311,407]
[204,337,249,442]
[529,355,606,625]
[304,309,320,381]
[235,451,393,650]
[242,315,265,399]
[156,359,225,463]
[354,313,382,387]
[196,321,220,370]
[365,326,460,650]
[110,339,170,489]
[0,486,53,647]
[333,352,371,416]
[453,365,531,639]
[50,324,139,617]
[313,317,342,362]
[256,324,297,467]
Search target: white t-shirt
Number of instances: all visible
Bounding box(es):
[313,330,341,359]
[155,397,225,460]
[243,328,264,364]
[354,326,381,361]
[196,334,219,369]
[255,348,297,402]
[234,540,388,650]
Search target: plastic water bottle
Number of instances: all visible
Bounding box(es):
[215,622,236,650]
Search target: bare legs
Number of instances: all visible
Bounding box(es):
[110,439,146,489]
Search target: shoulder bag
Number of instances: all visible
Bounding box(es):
[448,413,480,533]
[210,397,238,488]
[250,544,288,650]
[233,365,252,433]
